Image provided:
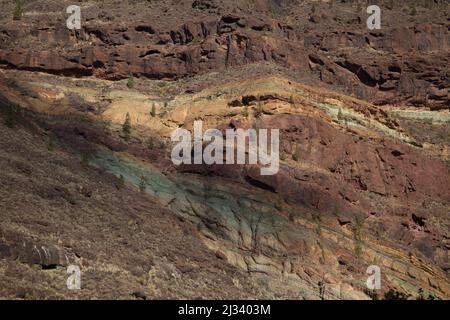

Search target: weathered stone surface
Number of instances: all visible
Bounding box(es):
[0,229,71,268]
[0,1,448,108]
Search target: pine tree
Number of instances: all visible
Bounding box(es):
[242,105,249,117]
[117,174,125,189]
[81,153,90,168]
[13,0,23,21]
[47,137,56,152]
[150,103,156,117]
[4,105,16,128]
[122,112,131,141]
[139,175,146,192]
[337,108,343,121]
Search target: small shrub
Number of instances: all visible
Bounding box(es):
[127,74,135,89]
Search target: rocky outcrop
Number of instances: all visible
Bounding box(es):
[0,1,448,108]
[0,229,72,268]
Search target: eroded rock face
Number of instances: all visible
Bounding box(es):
[0,0,448,300]
[1,68,449,299]
[175,110,450,272]
[0,229,72,268]
[0,0,448,108]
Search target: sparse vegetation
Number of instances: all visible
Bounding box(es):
[415,288,437,300]
[81,152,90,167]
[383,289,410,300]
[150,103,156,117]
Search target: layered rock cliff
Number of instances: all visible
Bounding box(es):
[0,0,449,300]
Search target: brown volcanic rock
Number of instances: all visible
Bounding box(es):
[181,111,450,214]
[0,1,448,108]
[174,109,449,273]
[0,0,449,299]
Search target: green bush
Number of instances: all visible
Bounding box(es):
[126,75,135,89]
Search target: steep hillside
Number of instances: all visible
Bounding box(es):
[0,0,449,300]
